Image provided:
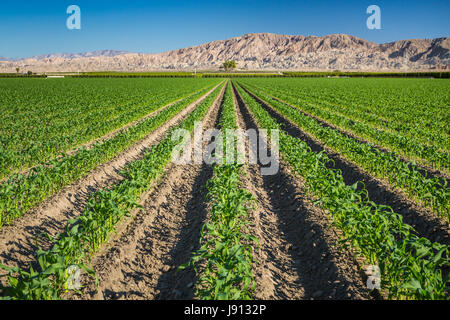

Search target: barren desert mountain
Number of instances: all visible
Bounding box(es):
[0,33,449,72]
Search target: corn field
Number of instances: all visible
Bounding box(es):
[0,77,448,301]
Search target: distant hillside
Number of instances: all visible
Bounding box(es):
[0,33,448,72]
[30,50,129,60]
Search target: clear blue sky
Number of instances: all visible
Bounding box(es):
[0,0,449,58]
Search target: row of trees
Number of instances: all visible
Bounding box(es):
[14,67,33,76]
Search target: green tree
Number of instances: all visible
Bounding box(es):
[15,67,20,74]
[223,60,237,72]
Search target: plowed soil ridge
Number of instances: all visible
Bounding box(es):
[233,83,371,300]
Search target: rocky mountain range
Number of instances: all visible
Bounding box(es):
[1,33,449,72]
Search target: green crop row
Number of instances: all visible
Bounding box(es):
[283,71,450,79]
[277,87,449,151]
[0,78,220,178]
[0,83,221,229]
[182,83,257,300]
[238,83,449,220]
[238,78,450,173]
[0,82,225,300]
[234,82,449,300]
[261,86,450,173]
[253,82,449,153]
